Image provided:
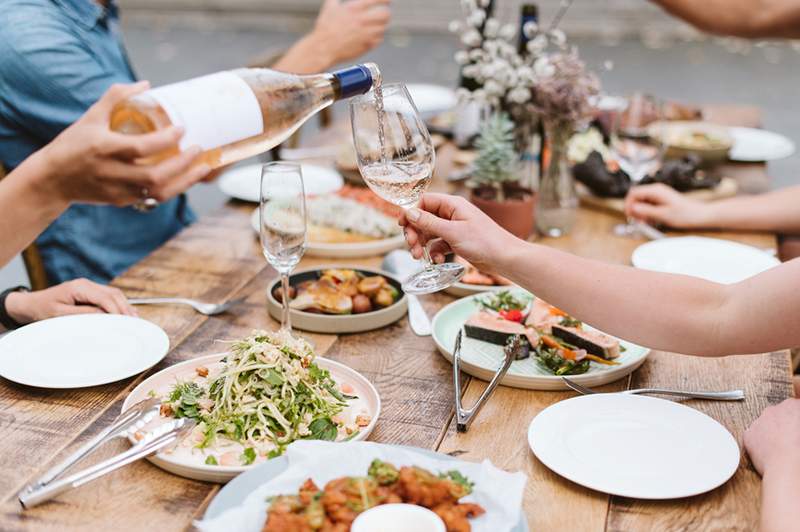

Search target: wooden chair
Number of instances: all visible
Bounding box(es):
[0,163,49,290]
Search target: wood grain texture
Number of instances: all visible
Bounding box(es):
[0,104,792,531]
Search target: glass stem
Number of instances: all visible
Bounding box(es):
[421,245,435,271]
[280,273,292,331]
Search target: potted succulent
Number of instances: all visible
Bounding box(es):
[468,112,536,239]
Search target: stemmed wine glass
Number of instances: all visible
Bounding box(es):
[349,83,464,294]
[610,93,666,237]
[260,162,307,331]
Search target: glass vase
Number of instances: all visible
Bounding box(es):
[536,121,578,238]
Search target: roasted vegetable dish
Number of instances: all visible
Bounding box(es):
[262,459,484,532]
[274,269,401,315]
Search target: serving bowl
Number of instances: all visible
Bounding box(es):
[647,120,733,165]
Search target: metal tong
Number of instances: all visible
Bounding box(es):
[454,330,524,432]
[19,398,195,509]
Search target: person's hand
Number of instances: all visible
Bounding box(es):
[309,0,391,65]
[744,398,800,476]
[5,279,135,325]
[38,82,211,208]
[398,193,521,275]
[623,183,710,229]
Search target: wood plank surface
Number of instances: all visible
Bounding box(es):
[0,105,793,531]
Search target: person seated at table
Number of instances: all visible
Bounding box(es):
[0,0,391,285]
[0,82,211,330]
[399,193,800,531]
[649,0,800,38]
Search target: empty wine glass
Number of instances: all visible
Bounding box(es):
[349,83,464,294]
[260,162,307,331]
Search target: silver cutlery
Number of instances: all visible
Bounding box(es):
[561,376,745,401]
[381,250,432,336]
[613,219,666,240]
[129,297,244,316]
[19,417,195,508]
[454,331,524,432]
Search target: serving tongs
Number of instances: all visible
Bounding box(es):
[18,398,195,508]
[454,330,524,432]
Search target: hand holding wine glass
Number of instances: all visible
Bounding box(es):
[349,83,464,294]
[260,162,307,332]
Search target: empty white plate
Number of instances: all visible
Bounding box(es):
[632,236,779,284]
[218,163,344,203]
[528,394,740,499]
[0,314,169,388]
[728,127,795,162]
[405,84,458,117]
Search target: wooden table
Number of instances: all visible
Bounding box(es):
[0,106,794,531]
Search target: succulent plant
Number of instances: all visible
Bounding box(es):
[470,112,519,200]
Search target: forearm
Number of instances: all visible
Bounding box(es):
[651,0,800,38]
[499,242,800,356]
[0,151,69,267]
[272,34,336,74]
[760,458,800,532]
[699,186,800,234]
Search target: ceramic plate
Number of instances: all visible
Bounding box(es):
[632,236,779,284]
[528,394,740,498]
[266,266,408,334]
[444,282,516,298]
[431,289,650,390]
[249,208,405,259]
[728,127,795,162]
[122,353,381,483]
[0,314,169,388]
[405,84,458,117]
[647,121,732,164]
[219,163,344,202]
[204,444,529,531]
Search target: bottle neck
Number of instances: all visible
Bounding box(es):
[518,4,539,55]
[331,64,374,100]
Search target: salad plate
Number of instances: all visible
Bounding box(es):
[528,394,740,499]
[218,163,343,202]
[432,289,650,390]
[632,236,779,284]
[0,314,169,389]
[266,267,408,334]
[122,336,380,483]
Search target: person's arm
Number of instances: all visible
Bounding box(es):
[0,84,210,268]
[401,193,800,356]
[624,183,800,234]
[744,398,800,532]
[651,0,800,38]
[272,0,391,74]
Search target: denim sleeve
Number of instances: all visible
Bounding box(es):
[0,9,133,142]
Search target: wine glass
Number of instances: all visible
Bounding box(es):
[610,93,665,237]
[260,162,307,331]
[349,83,464,294]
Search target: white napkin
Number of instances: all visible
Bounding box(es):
[196,440,527,532]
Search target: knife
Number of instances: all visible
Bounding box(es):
[381,250,432,336]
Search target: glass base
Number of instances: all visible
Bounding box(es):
[402,262,465,295]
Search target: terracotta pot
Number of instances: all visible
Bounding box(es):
[470,188,536,240]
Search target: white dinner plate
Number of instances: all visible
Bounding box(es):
[122,353,381,483]
[249,208,405,259]
[528,394,740,499]
[405,84,458,117]
[631,236,779,284]
[431,289,650,390]
[218,163,344,202]
[0,314,169,388]
[728,127,795,162]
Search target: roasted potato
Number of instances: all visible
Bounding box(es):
[351,294,373,314]
[357,276,386,297]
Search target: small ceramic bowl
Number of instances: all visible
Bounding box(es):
[647,120,733,165]
[266,266,408,334]
[351,504,446,532]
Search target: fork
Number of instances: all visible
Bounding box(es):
[128,297,244,316]
[561,376,745,401]
[454,331,524,432]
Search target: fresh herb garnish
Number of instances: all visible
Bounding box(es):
[308,417,339,441]
[534,345,591,375]
[477,290,529,312]
[168,381,204,420]
[241,447,257,465]
[205,455,218,466]
[560,315,582,328]
[439,469,475,495]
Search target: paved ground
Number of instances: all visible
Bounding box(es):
[2,24,799,285]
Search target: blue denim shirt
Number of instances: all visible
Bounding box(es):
[0,0,195,284]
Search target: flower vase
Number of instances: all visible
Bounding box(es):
[536,122,577,237]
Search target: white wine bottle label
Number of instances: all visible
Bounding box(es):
[148,72,264,151]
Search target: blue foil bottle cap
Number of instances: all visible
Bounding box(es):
[333,64,374,99]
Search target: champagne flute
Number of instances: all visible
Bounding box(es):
[349,83,464,294]
[260,162,307,331]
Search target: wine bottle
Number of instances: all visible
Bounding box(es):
[517,3,544,189]
[517,3,539,56]
[110,63,380,169]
